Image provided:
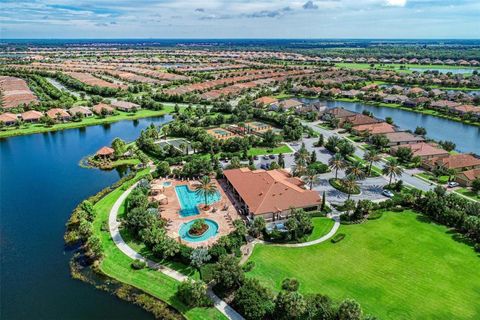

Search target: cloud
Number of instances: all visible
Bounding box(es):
[303,1,319,10]
[194,8,205,13]
[385,0,407,6]
[245,7,292,18]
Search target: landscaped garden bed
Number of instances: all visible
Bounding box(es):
[329,178,361,195]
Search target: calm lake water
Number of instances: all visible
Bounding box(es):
[408,68,476,74]
[0,116,172,319]
[300,98,480,154]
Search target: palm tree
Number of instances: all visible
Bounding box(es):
[329,153,346,179]
[293,163,307,177]
[346,161,366,181]
[343,175,359,200]
[303,169,320,190]
[382,159,404,185]
[194,176,218,210]
[363,150,381,176]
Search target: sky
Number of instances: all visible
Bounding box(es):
[1,0,479,39]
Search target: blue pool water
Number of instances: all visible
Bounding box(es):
[179,219,219,242]
[175,185,221,217]
[163,181,172,187]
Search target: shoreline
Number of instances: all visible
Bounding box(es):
[0,108,174,139]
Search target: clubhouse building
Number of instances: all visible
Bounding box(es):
[223,168,321,222]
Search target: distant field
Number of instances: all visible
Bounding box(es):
[336,62,479,75]
[247,210,480,319]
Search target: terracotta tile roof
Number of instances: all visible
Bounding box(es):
[224,168,321,215]
[457,169,480,182]
[391,142,448,158]
[46,108,70,119]
[21,110,43,121]
[92,103,115,114]
[96,146,115,156]
[68,106,93,116]
[254,96,278,105]
[383,131,425,143]
[325,107,356,118]
[353,122,396,134]
[430,154,480,170]
[341,114,380,126]
[0,112,18,123]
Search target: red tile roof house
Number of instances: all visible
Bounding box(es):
[68,106,93,118]
[423,154,480,172]
[92,103,115,115]
[382,131,425,147]
[338,114,380,128]
[21,110,43,123]
[254,96,279,108]
[279,99,304,110]
[455,169,480,187]
[111,100,140,112]
[46,108,71,122]
[320,107,356,120]
[353,122,396,135]
[390,142,449,160]
[0,112,18,126]
[223,168,321,222]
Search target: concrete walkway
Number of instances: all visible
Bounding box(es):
[240,214,341,264]
[108,182,244,320]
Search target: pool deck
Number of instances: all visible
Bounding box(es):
[153,178,241,248]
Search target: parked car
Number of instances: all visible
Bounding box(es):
[262,155,269,160]
[253,155,259,160]
[269,154,275,159]
[447,181,459,188]
[260,163,270,170]
[382,189,394,198]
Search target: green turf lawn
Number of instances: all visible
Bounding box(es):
[0,107,174,138]
[306,217,335,242]
[456,188,480,201]
[247,210,480,319]
[247,144,293,156]
[92,171,226,320]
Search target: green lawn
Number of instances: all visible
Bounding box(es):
[306,217,335,242]
[92,172,226,320]
[247,210,480,319]
[0,107,174,138]
[456,188,480,201]
[335,62,479,75]
[247,144,293,156]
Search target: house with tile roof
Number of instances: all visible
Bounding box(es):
[390,142,449,160]
[455,169,480,187]
[223,168,321,221]
[423,154,480,172]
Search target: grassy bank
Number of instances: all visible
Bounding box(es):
[247,210,480,319]
[91,172,226,320]
[0,107,174,139]
[306,217,335,242]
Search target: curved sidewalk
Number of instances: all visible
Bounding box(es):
[109,182,244,320]
[240,215,340,264]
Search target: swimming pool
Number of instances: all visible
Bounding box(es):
[163,181,172,187]
[179,219,219,243]
[175,184,221,217]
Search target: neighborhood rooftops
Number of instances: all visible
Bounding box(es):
[223,167,321,216]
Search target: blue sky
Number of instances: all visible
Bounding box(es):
[1,0,479,39]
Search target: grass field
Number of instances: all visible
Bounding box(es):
[248,144,293,156]
[306,217,335,242]
[247,210,480,319]
[456,188,480,201]
[0,107,174,138]
[92,172,226,320]
[335,63,479,75]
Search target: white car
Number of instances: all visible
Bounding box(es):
[382,190,394,198]
[447,181,459,188]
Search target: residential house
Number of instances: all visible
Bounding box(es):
[321,107,356,120]
[382,131,425,147]
[92,103,115,115]
[353,122,396,135]
[423,154,480,172]
[111,100,140,112]
[254,96,278,108]
[46,108,71,121]
[279,98,303,110]
[223,168,321,221]
[339,114,380,128]
[21,110,43,123]
[69,106,93,118]
[0,112,18,126]
[455,169,480,187]
[390,142,449,160]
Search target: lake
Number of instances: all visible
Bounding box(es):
[0,116,172,319]
[300,98,480,154]
[408,68,476,74]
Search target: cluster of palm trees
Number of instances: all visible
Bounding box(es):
[328,149,404,199]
